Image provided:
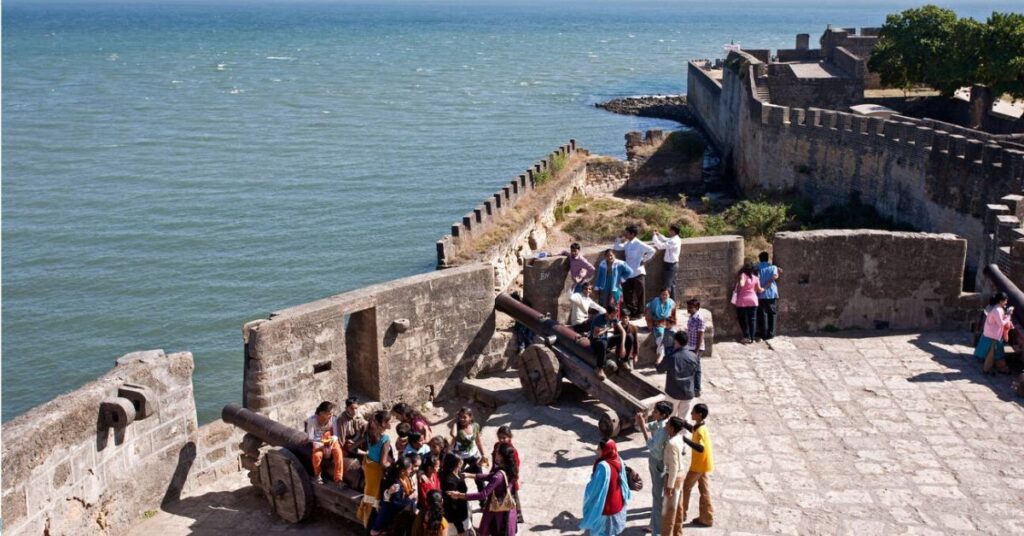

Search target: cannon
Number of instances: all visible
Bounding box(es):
[222,403,363,524]
[496,293,667,437]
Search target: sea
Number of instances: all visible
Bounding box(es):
[3,0,1017,423]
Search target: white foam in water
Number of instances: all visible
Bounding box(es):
[266,56,296,61]
[216,63,227,71]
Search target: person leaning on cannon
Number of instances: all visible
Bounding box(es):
[306,401,344,484]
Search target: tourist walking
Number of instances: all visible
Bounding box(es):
[492,426,524,524]
[732,262,764,344]
[594,249,634,313]
[440,453,472,536]
[755,251,782,340]
[563,242,597,293]
[613,225,656,319]
[451,407,488,482]
[357,410,394,526]
[659,417,687,536]
[635,401,674,536]
[975,292,1014,374]
[447,443,520,536]
[580,439,631,536]
[570,281,606,334]
[646,288,677,359]
[306,401,344,484]
[656,332,701,416]
[652,225,683,299]
[681,404,714,527]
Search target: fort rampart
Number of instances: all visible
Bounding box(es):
[687,51,1024,266]
[1,351,242,536]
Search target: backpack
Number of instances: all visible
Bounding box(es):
[625,465,643,492]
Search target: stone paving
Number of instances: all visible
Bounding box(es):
[130,332,1024,535]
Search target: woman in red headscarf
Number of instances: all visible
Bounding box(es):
[580,439,631,536]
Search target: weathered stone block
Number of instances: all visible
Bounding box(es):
[99,397,136,428]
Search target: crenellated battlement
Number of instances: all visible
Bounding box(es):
[435,140,583,268]
[758,100,1024,186]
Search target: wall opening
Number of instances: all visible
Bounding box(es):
[345,307,380,400]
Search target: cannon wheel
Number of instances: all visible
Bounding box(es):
[257,447,314,523]
[518,344,563,405]
[598,409,621,438]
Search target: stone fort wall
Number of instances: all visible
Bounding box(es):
[1,351,243,536]
[242,263,505,427]
[522,230,977,336]
[522,236,745,336]
[687,51,1024,267]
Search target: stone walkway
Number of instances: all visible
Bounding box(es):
[130,332,1024,535]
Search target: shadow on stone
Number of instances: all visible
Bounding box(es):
[162,441,197,506]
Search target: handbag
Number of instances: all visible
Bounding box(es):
[487,471,516,512]
[625,465,643,492]
[730,289,739,306]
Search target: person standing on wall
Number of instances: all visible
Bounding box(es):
[562,242,597,293]
[594,249,634,315]
[613,225,656,320]
[755,251,782,341]
[652,225,683,300]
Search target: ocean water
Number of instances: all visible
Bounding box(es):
[3,0,1016,423]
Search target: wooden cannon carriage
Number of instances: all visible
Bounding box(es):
[223,403,363,524]
[495,293,667,437]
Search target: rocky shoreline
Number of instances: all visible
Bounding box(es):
[595,95,695,124]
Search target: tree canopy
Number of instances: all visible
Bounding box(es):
[868,5,1024,99]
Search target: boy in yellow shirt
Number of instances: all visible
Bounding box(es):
[681,403,714,527]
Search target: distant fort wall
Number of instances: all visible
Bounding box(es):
[1,351,242,536]
[687,51,1024,267]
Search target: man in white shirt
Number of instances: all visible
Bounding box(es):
[569,281,606,333]
[653,224,683,300]
[613,224,656,320]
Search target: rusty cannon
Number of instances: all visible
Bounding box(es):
[982,264,1024,326]
[495,293,667,437]
[222,403,363,524]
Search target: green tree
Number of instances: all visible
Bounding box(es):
[979,12,1024,99]
[868,5,975,95]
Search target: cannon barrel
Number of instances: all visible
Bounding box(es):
[982,264,1024,326]
[222,403,310,454]
[495,292,594,359]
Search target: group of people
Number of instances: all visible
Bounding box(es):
[304,399,522,535]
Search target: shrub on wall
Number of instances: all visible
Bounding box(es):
[724,200,791,239]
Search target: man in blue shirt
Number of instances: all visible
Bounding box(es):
[756,251,782,341]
